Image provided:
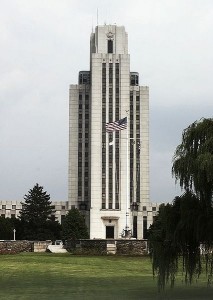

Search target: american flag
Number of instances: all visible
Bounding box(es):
[105,117,127,133]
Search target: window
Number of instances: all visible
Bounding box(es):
[61,215,66,224]
[1,214,5,218]
[11,214,15,218]
[2,205,6,209]
[152,207,156,211]
[133,216,137,238]
[115,203,119,209]
[108,40,113,53]
[143,206,146,211]
[143,216,148,239]
[62,206,65,210]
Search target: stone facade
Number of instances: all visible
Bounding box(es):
[0,241,33,254]
[0,200,69,224]
[65,239,148,256]
[69,24,156,239]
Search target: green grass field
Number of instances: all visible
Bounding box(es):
[0,253,212,300]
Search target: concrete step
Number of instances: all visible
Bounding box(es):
[47,245,68,253]
[107,244,116,254]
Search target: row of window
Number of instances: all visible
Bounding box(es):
[1,214,15,218]
[79,94,89,101]
[142,206,156,211]
[1,205,16,210]
[1,205,67,210]
[101,203,120,210]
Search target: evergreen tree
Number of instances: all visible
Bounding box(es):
[19,183,60,240]
[62,208,89,240]
[20,183,53,224]
[0,217,14,240]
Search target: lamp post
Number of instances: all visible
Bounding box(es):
[13,229,16,241]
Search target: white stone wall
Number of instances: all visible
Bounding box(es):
[69,25,153,239]
[0,200,22,218]
[68,85,79,209]
[89,53,103,238]
[94,25,128,55]
[0,200,69,224]
[140,86,150,207]
[89,26,131,239]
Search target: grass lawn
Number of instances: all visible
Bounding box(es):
[0,253,212,300]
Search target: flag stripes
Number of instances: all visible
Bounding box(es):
[105,117,127,133]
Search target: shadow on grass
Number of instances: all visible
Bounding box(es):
[0,253,212,299]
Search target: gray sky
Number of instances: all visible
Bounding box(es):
[0,0,213,203]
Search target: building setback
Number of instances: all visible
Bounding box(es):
[69,24,157,239]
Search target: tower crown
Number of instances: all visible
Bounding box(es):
[90,24,128,55]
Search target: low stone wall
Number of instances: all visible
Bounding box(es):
[0,241,33,254]
[66,239,107,255]
[66,239,148,255]
[116,240,148,255]
[0,240,148,255]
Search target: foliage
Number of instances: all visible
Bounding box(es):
[20,183,54,223]
[19,183,61,240]
[149,192,213,290]
[172,118,213,208]
[62,208,89,240]
[0,217,14,240]
[149,118,213,290]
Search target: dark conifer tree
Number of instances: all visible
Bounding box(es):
[62,208,89,240]
[19,183,61,240]
[20,183,53,223]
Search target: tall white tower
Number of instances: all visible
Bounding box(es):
[69,25,150,239]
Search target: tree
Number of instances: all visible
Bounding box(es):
[19,183,61,240]
[0,217,14,240]
[62,208,89,240]
[172,118,213,209]
[149,118,213,290]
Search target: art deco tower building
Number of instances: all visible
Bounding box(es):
[69,25,150,239]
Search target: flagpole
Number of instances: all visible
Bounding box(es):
[126,113,129,233]
[105,116,129,238]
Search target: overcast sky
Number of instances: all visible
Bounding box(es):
[0,0,212,203]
